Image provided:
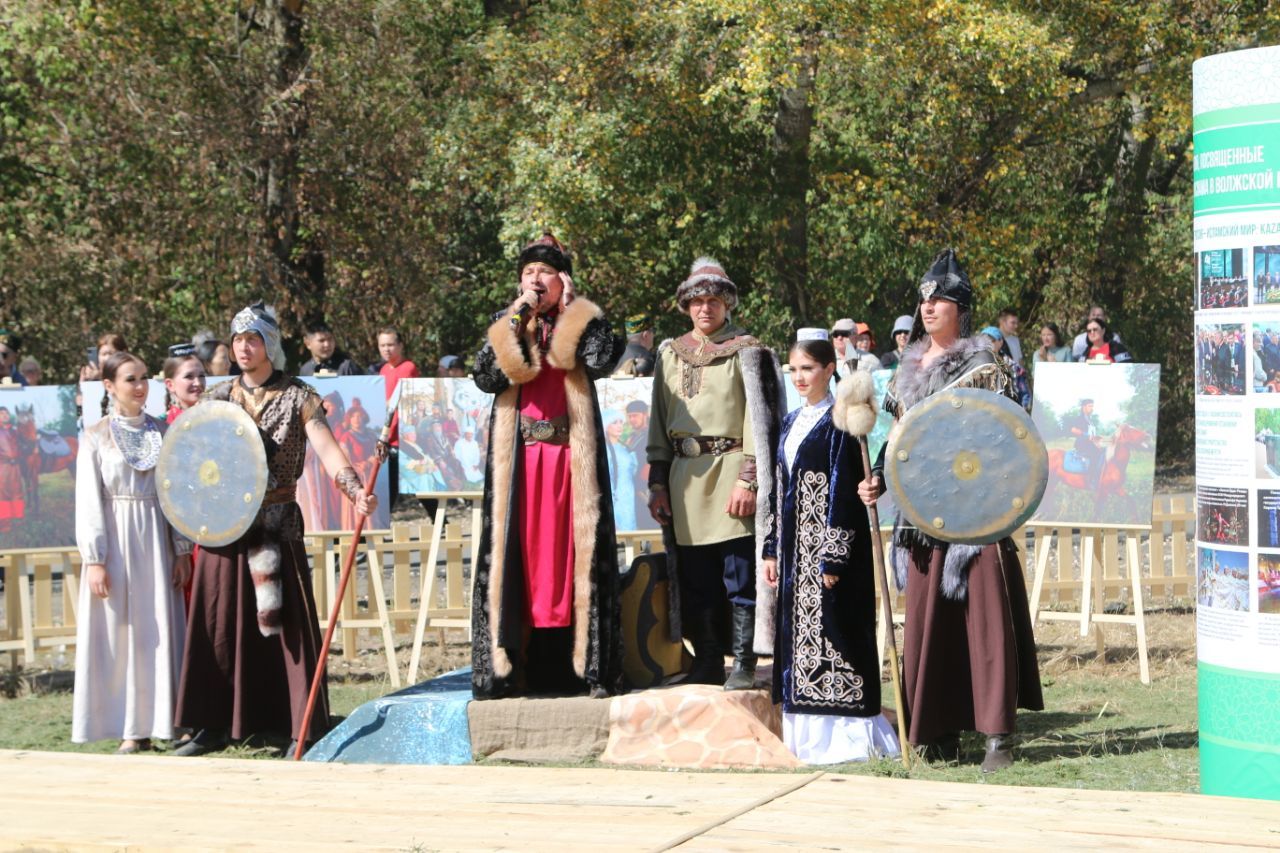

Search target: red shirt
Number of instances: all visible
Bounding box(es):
[379,359,419,445]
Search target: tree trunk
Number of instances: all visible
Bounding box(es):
[772,44,817,326]
[257,0,323,327]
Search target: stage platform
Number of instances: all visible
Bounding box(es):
[305,666,799,770]
[2,749,1275,850]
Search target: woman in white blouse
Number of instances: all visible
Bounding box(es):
[73,352,191,753]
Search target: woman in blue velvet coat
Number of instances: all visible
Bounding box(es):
[762,332,900,764]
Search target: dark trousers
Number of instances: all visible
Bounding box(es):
[677,536,756,612]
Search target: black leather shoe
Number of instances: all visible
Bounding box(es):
[980,735,1013,773]
[172,728,228,757]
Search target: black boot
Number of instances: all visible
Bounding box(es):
[723,605,757,691]
[685,610,724,685]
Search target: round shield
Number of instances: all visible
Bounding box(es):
[885,387,1048,545]
[156,401,267,547]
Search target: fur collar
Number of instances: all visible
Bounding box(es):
[892,335,994,413]
[486,298,602,384]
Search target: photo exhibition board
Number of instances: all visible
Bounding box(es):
[1193,44,1280,800]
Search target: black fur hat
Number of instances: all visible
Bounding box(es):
[517,231,573,276]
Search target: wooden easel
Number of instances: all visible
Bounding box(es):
[1027,523,1150,684]
[309,529,402,688]
[405,492,482,685]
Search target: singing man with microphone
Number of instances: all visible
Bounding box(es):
[469,232,625,699]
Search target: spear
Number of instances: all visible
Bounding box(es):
[836,370,911,768]
[294,387,401,760]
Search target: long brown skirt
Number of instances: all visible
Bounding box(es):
[175,536,329,741]
[902,540,1042,745]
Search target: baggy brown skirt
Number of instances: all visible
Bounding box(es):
[175,536,329,741]
[902,540,1043,745]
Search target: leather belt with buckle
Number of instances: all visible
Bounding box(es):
[521,415,570,445]
[671,435,743,458]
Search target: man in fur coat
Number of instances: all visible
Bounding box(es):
[647,258,784,690]
[470,233,625,699]
[857,249,1042,773]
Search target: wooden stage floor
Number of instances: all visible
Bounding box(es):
[2,749,1276,851]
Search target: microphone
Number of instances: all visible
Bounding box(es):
[510,291,539,328]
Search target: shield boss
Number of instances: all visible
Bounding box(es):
[885,387,1047,545]
[157,401,268,547]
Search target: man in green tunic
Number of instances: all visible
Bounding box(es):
[647,258,783,689]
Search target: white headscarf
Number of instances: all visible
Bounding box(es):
[230,301,286,371]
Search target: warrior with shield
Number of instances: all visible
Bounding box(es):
[857,249,1043,772]
[172,302,377,757]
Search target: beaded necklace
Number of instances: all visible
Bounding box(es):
[109,411,162,471]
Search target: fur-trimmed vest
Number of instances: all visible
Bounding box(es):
[469,298,624,699]
[882,336,1016,601]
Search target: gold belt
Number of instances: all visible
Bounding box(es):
[521,415,570,446]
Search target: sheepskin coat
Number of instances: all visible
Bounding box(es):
[469,298,625,699]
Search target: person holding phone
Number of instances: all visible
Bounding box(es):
[469,232,625,699]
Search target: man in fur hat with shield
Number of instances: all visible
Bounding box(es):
[857,250,1042,772]
[174,301,377,757]
[470,233,625,699]
[647,258,784,690]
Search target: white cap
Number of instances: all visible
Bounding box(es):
[797,328,830,342]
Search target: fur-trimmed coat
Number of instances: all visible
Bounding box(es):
[469,298,624,699]
[877,336,1016,600]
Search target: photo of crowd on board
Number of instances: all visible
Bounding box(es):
[1255,408,1280,479]
[1258,553,1280,615]
[1029,362,1158,527]
[297,375,391,532]
[1196,248,1247,309]
[1197,547,1250,612]
[595,377,660,532]
[1195,322,1245,396]
[0,385,80,550]
[396,377,492,496]
[1197,485,1248,547]
[1255,245,1280,305]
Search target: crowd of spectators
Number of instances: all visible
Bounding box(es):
[1,302,1131,399]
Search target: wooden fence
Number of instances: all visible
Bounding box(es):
[2,497,1194,684]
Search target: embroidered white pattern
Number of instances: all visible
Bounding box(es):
[790,469,864,708]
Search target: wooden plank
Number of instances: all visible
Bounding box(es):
[0,751,794,852]
[2,751,1276,851]
[697,772,1280,851]
[1128,534,1150,685]
[391,523,414,632]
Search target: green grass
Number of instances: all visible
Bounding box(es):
[1,617,1199,793]
[829,666,1198,792]
[0,673,392,757]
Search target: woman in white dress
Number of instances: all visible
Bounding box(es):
[73,352,191,753]
[762,331,899,764]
